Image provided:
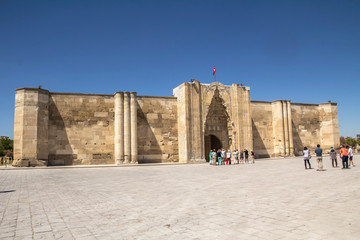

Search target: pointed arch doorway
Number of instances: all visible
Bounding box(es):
[203,88,233,161]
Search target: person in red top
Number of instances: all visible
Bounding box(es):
[339,145,349,169]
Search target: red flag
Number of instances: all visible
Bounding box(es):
[213,66,216,76]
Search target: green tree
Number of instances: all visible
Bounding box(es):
[0,138,13,157]
[0,140,3,157]
[345,137,357,147]
[2,138,13,150]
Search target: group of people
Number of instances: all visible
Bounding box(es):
[303,144,355,171]
[209,149,255,165]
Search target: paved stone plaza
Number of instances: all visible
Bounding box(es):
[1,156,359,240]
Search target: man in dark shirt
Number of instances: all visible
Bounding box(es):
[244,149,249,163]
[315,144,323,171]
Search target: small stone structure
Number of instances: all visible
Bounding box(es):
[13,81,340,167]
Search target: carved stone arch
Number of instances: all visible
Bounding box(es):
[203,87,235,151]
[202,82,232,130]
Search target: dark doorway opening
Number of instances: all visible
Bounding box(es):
[205,135,222,161]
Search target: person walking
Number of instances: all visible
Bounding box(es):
[303,147,311,169]
[221,149,226,165]
[349,146,355,167]
[340,145,349,169]
[244,149,249,164]
[250,150,255,164]
[226,149,231,165]
[211,150,217,166]
[233,149,239,164]
[240,150,244,164]
[329,147,337,168]
[209,149,213,165]
[315,144,323,171]
[217,149,222,166]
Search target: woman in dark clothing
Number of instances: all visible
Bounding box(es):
[217,149,222,165]
[329,147,337,167]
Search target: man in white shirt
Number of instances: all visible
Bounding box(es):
[349,146,355,167]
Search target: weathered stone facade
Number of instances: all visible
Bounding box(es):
[13,81,340,166]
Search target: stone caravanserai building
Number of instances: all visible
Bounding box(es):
[13,81,340,167]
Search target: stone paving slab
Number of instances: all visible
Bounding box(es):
[0,156,359,239]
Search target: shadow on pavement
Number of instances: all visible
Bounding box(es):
[0,190,16,193]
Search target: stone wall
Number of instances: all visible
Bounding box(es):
[48,93,179,165]
[319,103,340,150]
[137,96,178,163]
[291,103,321,155]
[13,83,340,167]
[14,88,180,166]
[251,101,274,158]
[251,101,339,158]
[48,93,115,165]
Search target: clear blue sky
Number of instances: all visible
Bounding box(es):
[1,0,359,139]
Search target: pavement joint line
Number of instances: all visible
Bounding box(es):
[0,156,359,239]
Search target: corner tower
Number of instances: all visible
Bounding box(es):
[13,88,50,167]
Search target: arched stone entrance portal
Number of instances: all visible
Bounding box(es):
[204,88,233,161]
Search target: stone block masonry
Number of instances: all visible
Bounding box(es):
[13,88,49,167]
[47,93,115,166]
[13,81,340,166]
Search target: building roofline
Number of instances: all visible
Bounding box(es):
[251,100,337,106]
[137,95,177,100]
[16,87,50,94]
